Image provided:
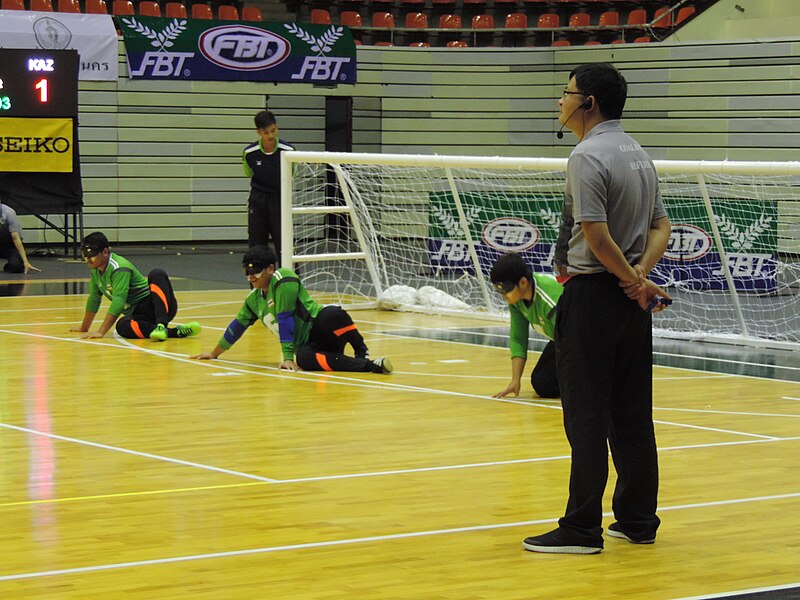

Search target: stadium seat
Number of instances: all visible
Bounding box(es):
[165,1,186,17]
[504,13,527,29]
[85,0,107,13]
[409,42,431,47]
[584,40,602,46]
[242,5,262,21]
[439,14,462,29]
[598,11,619,27]
[676,6,696,24]
[190,3,212,19]
[31,0,54,10]
[112,0,133,15]
[405,12,428,28]
[400,0,424,5]
[310,8,331,25]
[58,0,81,13]
[611,38,626,44]
[138,1,161,16]
[1,0,25,10]
[340,10,362,28]
[217,5,239,20]
[374,41,394,46]
[627,9,647,26]
[433,0,455,5]
[493,0,518,4]
[568,13,590,28]
[447,40,468,47]
[372,12,394,28]
[552,39,570,47]
[633,36,652,43]
[537,13,560,28]
[652,6,673,29]
[472,14,494,29]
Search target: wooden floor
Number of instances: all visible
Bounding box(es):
[0,284,799,599]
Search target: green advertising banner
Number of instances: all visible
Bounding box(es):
[119,16,357,84]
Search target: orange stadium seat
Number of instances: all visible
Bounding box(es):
[372,12,394,28]
[31,0,54,10]
[165,1,186,17]
[537,13,560,28]
[191,3,212,19]
[112,0,133,15]
[652,6,673,28]
[409,42,430,47]
[405,12,428,28]
[598,11,619,27]
[340,10,362,28]
[439,14,462,29]
[1,0,25,10]
[310,8,331,25]
[242,6,262,21]
[138,1,161,16]
[627,9,647,26]
[552,39,571,46]
[633,35,652,43]
[217,5,239,20]
[85,0,107,13]
[676,6,696,24]
[505,13,527,28]
[472,14,494,29]
[447,40,468,47]
[58,0,81,13]
[568,13,590,28]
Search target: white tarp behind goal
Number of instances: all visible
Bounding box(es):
[282,152,800,350]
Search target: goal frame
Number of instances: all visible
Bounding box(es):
[282,151,800,350]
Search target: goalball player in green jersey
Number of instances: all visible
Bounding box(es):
[71,231,201,342]
[191,246,393,374]
[490,252,563,399]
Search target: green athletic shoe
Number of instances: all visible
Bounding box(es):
[175,322,202,338]
[149,323,168,342]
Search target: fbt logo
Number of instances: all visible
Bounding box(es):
[291,56,351,81]
[199,26,291,70]
[713,253,773,278]
[664,224,712,261]
[130,52,194,77]
[430,240,470,263]
[482,218,539,252]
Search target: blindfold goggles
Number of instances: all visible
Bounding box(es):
[492,281,517,294]
[80,245,102,259]
[244,263,266,277]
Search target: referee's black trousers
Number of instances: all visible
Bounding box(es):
[554,272,660,541]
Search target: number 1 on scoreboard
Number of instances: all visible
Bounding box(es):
[35,78,48,103]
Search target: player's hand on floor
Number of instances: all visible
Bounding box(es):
[190,352,216,360]
[493,383,521,398]
[279,360,302,371]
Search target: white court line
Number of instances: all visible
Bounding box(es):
[673,582,800,600]
[0,491,797,583]
[0,423,277,483]
[784,396,800,401]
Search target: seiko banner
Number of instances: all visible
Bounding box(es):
[0,117,73,172]
[0,10,118,81]
[120,16,357,84]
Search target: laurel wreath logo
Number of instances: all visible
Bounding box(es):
[284,23,343,55]
[714,212,772,250]
[538,207,561,231]
[122,17,187,51]
[431,204,481,238]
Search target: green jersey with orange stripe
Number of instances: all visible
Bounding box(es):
[219,267,322,360]
[86,252,150,317]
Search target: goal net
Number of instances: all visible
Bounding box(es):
[282,151,800,349]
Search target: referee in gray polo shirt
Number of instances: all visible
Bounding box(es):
[523,63,672,555]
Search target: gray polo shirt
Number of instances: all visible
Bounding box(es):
[563,120,667,275]
[0,204,22,239]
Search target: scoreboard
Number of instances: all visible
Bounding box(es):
[0,48,79,118]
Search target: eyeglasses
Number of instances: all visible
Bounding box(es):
[244,263,265,278]
[562,89,586,98]
[492,281,517,295]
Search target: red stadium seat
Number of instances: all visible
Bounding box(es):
[372,12,395,28]
[584,40,602,46]
[627,9,647,26]
[409,42,430,47]
[676,5,696,24]
[633,36,652,43]
[340,10,362,28]
[505,13,527,29]
[472,14,494,29]
[598,11,619,27]
[58,0,81,13]
[374,41,394,46]
[447,40,468,47]
[568,13,590,28]
[537,13,560,28]
[1,0,25,10]
[217,5,239,20]
[191,3,212,19]
[31,0,54,11]
[85,0,107,13]
[112,0,133,15]
[165,1,186,17]
[439,14,462,29]
[242,5,262,21]
[310,8,331,25]
[138,1,161,16]
[652,6,673,28]
[406,12,427,28]
[552,39,571,47]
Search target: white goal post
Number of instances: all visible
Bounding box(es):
[281,151,800,350]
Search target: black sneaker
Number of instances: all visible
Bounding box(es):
[522,527,603,555]
[606,522,656,544]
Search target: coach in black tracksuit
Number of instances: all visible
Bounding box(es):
[242,110,295,263]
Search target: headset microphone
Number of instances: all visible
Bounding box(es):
[556,98,592,140]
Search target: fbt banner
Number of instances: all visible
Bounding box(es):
[0,117,73,172]
[427,194,779,293]
[120,16,357,84]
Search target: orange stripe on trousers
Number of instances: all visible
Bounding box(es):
[149,283,169,311]
[333,323,357,337]
[130,320,145,339]
[316,353,333,371]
